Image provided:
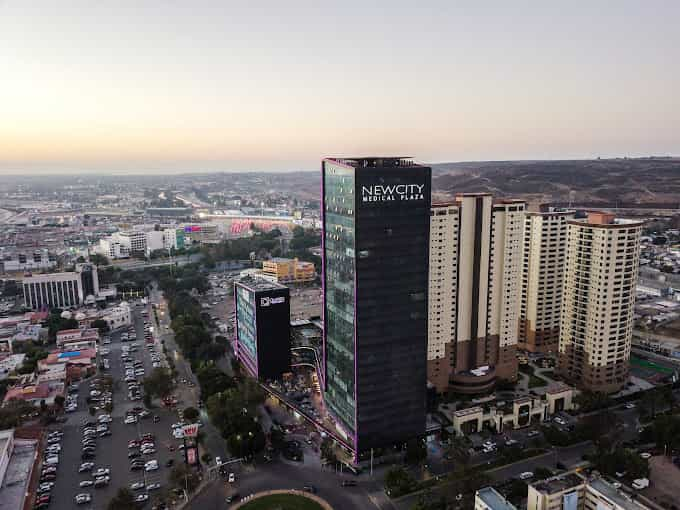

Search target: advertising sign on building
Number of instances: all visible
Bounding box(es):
[182,423,199,438]
[187,447,197,465]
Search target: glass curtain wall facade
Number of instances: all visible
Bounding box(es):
[322,162,357,438]
[322,157,431,457]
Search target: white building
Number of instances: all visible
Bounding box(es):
[96,237,129,259]
[519,208,574,354]
[528,473,651,510]
[101,302,132,330]
[145,231,165,256]
[558,212,644,393]
[476,487,517,510]
[428,194,525,393]
[117,231,146,254]
[1,250,56,272]
[22,264,99,310]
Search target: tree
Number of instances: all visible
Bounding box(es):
[108,488,136,510]
[320,437,338,466]
[574,391,611,413]
[143,368,174,399]
[91,319,109,334]
[183,406,199,423]
[446,436,471,468]
[594,447,649,479]
[651,414,680,454]
[384,466,417,497]
[640,387,673,419]
[533,467,553,480]
[54,395,65,408]
[169,464,200,494]
[405,438,427,465]
[90,253,110,266]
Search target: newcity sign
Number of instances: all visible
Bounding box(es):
[361,183,426,203]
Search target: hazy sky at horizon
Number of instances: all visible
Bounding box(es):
[1,1,679,174]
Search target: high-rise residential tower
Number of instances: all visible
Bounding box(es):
[322,157,431,457]
[557,212,643,393]
[518,208,574,354]
[428,194,525,394]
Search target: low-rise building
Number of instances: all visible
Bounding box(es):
[262,257,316,284]
[528,473,651,510]
[449,384,574,436]
[0,354,25,380]
[101,301,132,330]
[56,328,99,351]
[475,487,518,510]
[0,428,39,510]
[3,381,64,406]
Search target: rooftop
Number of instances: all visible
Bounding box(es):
[236,276,288,292]
[531,473,584,494]
[0,438,39,510]
[588,477,649,510]
[476,487,518,510]
[324,157,425,169]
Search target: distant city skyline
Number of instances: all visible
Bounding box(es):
[1,1,679,174]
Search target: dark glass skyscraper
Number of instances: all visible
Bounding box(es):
[322,157,431,457]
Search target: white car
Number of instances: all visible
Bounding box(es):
[519,472,534,480]
[45,455,59,465]
[228,472,235,483]
[146,482,162,491]
[93,468,110,477]
[640,452,652,459]
[75,493,92,504]
[145,460,158,471]
[124,416,137,425]
[142,448,156,455]
[79,480,94,488]
[215,456,222,466]
[135,494,149,503]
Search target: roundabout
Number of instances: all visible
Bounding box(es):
[231,489,332,510]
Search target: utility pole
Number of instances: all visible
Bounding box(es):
[370,448,374,476]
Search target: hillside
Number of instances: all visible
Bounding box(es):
[431,158,680,208]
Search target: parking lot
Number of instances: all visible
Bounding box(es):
[46,307,192,509]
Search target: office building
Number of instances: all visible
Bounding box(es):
[428,194,525,394]
[322,157,431,457]
[22,266,93,310]
[519,208,574,354]
[145,230,165,256]
[262,257,316,284]
[162,228,185,251]
[528,473,650,510]
[234,277,291,381]
[1,250,56,273]
[557,212,643,393]
[475,487,518,510]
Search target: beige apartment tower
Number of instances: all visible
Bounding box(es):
[428,193,525,393]
[519,208,574,354]
[557,212,643,394]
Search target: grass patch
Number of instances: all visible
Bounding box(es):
[529,374,547,388]
[238,494,324,510]
[630,355,674,374]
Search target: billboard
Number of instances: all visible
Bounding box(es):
[187,446,198,465]
[182,423,199,438]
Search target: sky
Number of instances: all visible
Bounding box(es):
[0,1,679,174]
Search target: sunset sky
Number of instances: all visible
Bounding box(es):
[1,1,679,174]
